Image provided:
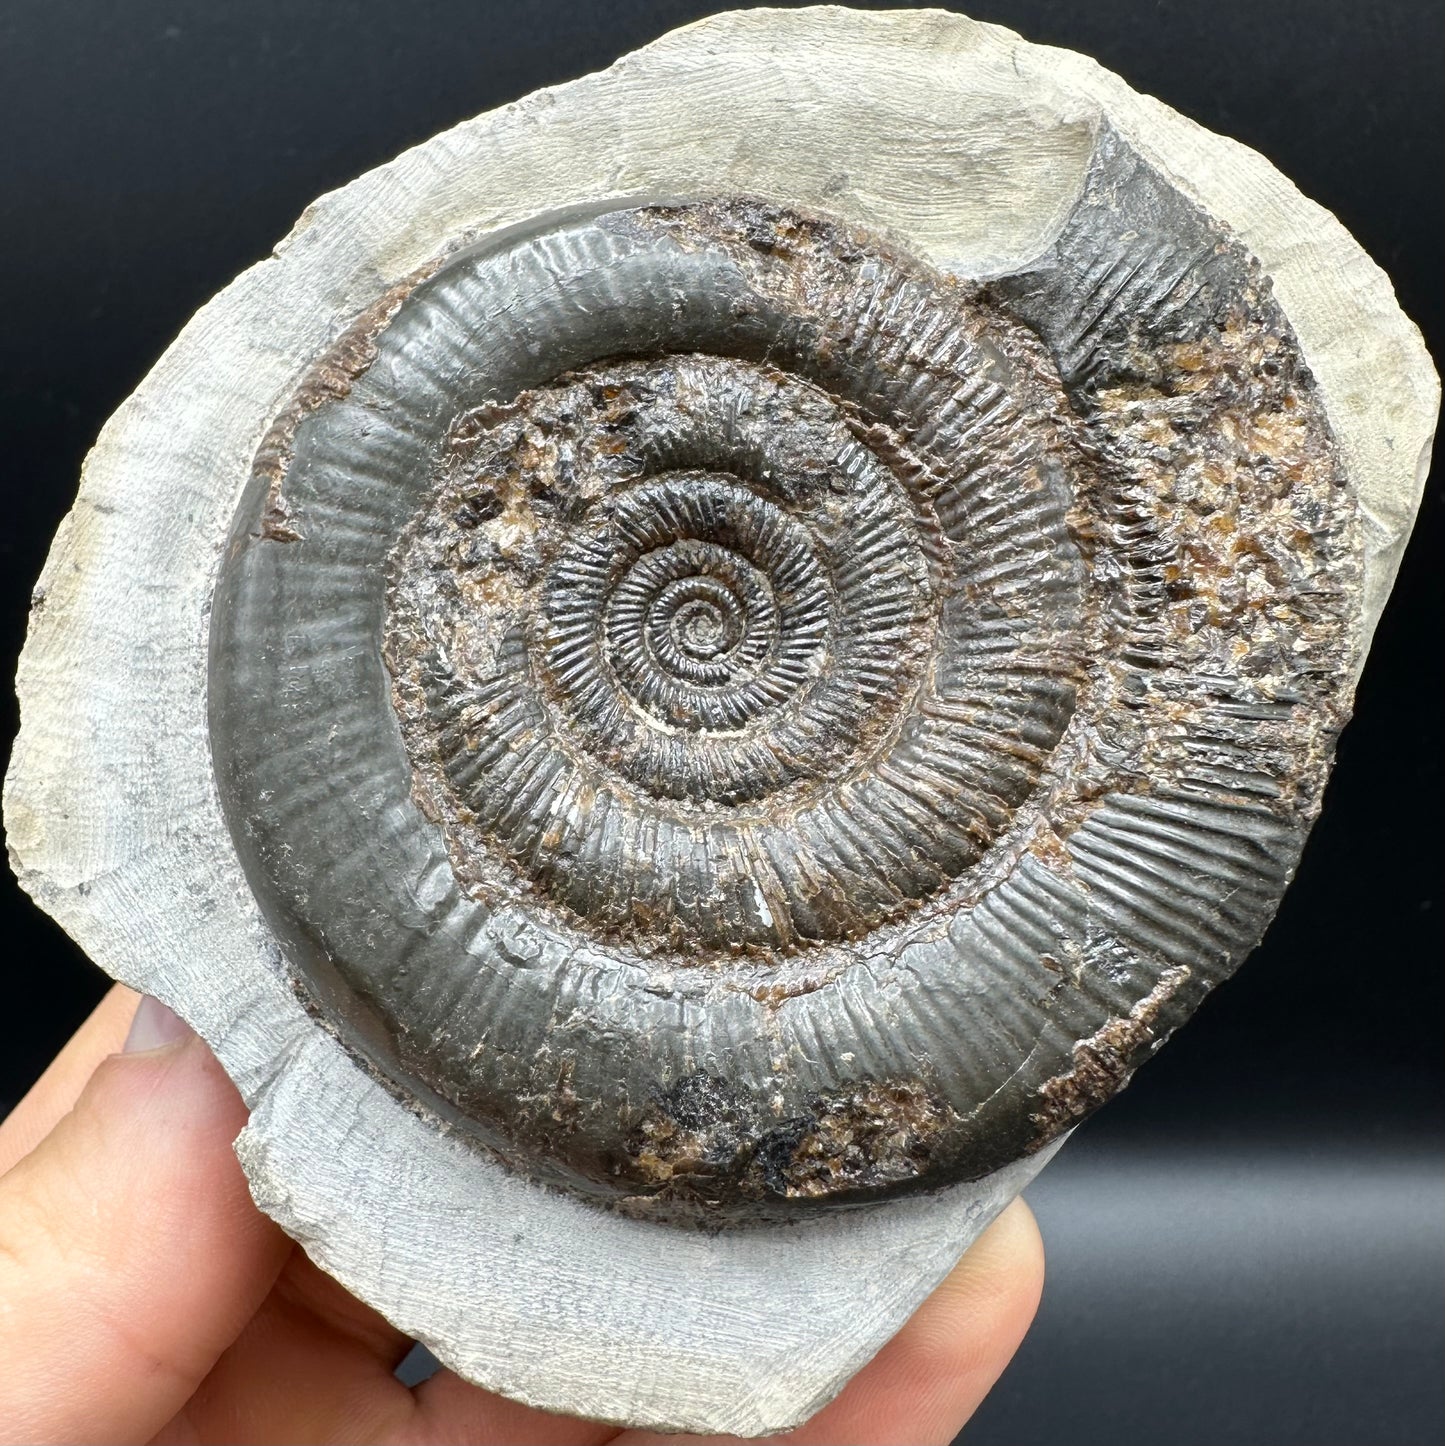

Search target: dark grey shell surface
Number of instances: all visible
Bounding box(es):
[210,130,1359,1223]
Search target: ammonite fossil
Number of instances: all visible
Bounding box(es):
[5,8,1436,1435]
[213,183,1356,1218]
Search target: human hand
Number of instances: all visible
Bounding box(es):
[0,987,1044,1444]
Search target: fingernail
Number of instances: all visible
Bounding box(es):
[123,995,195,1053]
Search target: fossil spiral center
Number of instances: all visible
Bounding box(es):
[632,564,761,691]
[567,476,822,735]
[669,592,732,660]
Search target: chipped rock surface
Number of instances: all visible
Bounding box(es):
[4,7,1436,1435]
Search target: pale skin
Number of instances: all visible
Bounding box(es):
[0,988,1045,1445]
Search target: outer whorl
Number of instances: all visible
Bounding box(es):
[212,173,1356,1221]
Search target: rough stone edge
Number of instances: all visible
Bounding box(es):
[2,6,1435,1435]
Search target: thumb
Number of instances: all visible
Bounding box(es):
[0,997,290,1445]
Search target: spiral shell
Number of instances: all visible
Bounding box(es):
[211,142,1358,1220]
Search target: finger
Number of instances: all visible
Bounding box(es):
[161,1231,620,1446]
[154,1248,422,1444]
[404,1364,620,1445]
[157,1190,616,1446]
[616,1197,1045,1446]
[0,983,139,1175]
[0,1001,291,1444]
[790,1198,1045,1444]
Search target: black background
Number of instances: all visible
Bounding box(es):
[1,3,1440,1443]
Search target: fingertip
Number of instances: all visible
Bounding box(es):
[96,1020,245,1120]
[0,984,139,1176]
[938,1196,1045,1322]
[0,1011,289,1442]
[786,1197,1046,1446]
[122,994,195,1053]
[894,1198,1045,1386]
